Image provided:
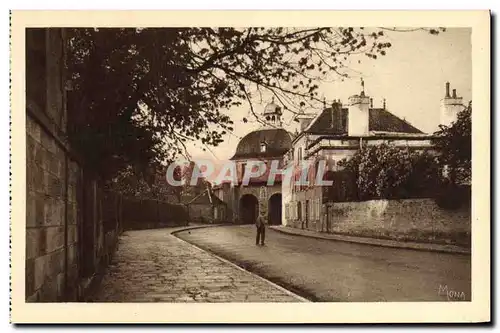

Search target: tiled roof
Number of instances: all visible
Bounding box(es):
[230,128,292,160]
[369,108,423,134]
[305,106,423,135]
[306,107,348,135]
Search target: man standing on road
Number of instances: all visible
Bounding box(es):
[255,211,266,246]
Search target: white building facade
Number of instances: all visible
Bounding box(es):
[282,82,465,231]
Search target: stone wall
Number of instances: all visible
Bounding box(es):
[26,119,123,302]
[26,116,77,301]
[25,103,110,301]
[25,28,122,302]
[122,198,188,230]
[321,198,471,246]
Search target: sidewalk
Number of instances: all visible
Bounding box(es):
[269,226,471,255]
[90,225,306,302]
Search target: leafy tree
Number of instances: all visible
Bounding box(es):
[65,27,445,181]
[179,161,212,200]
[338,144,439,200]
[105,163,183,201]
[104,166,153,198]
[149,164,184,202]
[432,102,472,184]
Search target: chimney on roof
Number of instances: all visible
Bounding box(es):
[348,91,370,136]
[440,82,463,127]
[331,100,343,132]
[383,98,386,109]
[370,98,373,108]
[330,100,334,128]
[337,101,343,132]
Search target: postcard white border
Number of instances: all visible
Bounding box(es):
[10,10,491,323]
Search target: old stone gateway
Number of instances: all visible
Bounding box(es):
[239,194,258,224]
[268,193,283,225]
[212,100,292,225]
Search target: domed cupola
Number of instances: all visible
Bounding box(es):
[262,97,283,127]
[230,128,292,160]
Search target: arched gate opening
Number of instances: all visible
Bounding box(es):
[239,194,258,224]
[268,193,282,225]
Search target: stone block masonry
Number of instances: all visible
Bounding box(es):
[26,107,76,301]
[321,198,471,247]
[25,28,122,302]
[26,107,93,301]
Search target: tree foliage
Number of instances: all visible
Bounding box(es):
[105,164,183,201]
[104,166,153,199]
[66,27,445,180]
[432,102,472,184]
[338,144,439,200]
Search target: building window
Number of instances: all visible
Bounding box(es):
[305,200,309,220]
[312,200,316,220]
[241,162,246,180]
[313,200,316,220]
[318,200,321,219]
[316,200,320,220]
[260,142,267,153]
[312,200,315,220]
[317,199,321,220]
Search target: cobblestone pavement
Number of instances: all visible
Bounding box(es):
[91,227,304,302]
[176,225,471,302]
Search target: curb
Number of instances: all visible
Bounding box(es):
[269,226,471,255]
[171,226,310,303]
[172,223,225,233]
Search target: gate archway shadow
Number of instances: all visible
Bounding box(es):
[239,194,258,224]
[268,193,282,225]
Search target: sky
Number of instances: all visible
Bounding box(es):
[185,27,472,164]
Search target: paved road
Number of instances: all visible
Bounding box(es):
[176,225,471,302]
[91,228,303,302]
